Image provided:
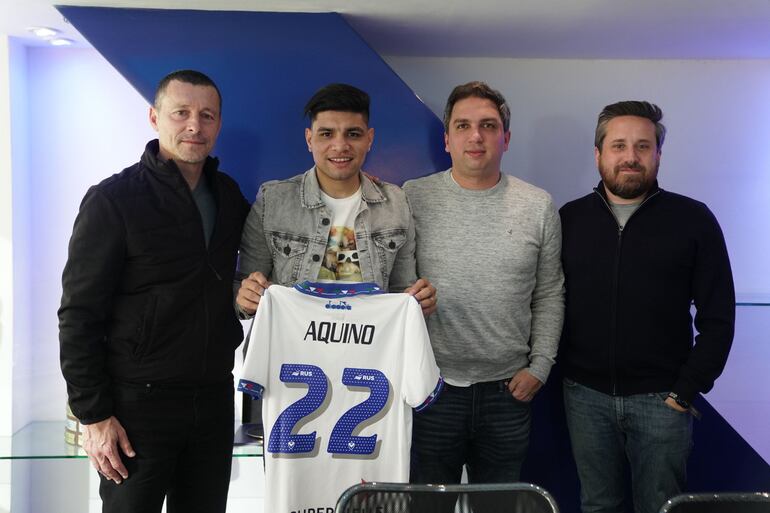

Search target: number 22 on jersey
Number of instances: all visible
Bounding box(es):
[267,363,390,455]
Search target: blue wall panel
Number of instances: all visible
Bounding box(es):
[57,7,449,201]
[58,6,769,512]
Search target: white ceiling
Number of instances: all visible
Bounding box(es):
[3,0,770,58]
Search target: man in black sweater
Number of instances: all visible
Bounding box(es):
[559,101,735,513]
[59,70,250,513]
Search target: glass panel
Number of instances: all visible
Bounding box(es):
[0,422,262,460]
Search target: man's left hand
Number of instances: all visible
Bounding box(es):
[507,369,543,402]
[404,278,438,316]
[664,396,688,412]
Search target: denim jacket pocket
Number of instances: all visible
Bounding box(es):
[372,229,407,286]
[269,233,309,283]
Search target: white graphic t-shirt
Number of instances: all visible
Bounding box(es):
[238,282,443,513]
[318,188,363,282]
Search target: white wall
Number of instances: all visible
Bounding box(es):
[0,34,15,513]
[1,44,155,513]
[0,36,14,439]
[5,46,267,513]
[385,56,770,464]
[20,46,155,423]
[385,57,770,298]
[9,36,31,434]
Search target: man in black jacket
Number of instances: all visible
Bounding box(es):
[59,70,250,513]
[559,101,735,513]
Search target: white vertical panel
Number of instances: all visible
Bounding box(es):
[0,35,13,439]
[8,36,31,434]
[23,46,154,422]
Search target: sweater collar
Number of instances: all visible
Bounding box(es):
[594,179,662,203]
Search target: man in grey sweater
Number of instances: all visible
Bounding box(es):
[404,82,564,499]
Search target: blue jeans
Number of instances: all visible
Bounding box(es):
[410,380,530,511]
[563,378,693,513]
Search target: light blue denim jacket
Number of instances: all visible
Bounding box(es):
[237,167,418,293]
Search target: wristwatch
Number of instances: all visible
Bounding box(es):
[667,392,690,409]
[667,392,702,420]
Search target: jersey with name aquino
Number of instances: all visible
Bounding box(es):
[239,282,443,513]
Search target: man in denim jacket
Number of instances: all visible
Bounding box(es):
[236,83,437,316]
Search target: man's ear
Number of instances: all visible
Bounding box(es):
[149,106,159,132]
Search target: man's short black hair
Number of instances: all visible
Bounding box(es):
[154,69,222,110]
[304,83,370,124]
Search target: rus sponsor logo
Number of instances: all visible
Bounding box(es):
[303,321,375,345]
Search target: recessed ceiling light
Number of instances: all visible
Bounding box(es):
[49,38,74,47]
[27,27,59,38]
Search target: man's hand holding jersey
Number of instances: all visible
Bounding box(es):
[237,272,437,317]
[236,271,272,317]
[404,278,438,316]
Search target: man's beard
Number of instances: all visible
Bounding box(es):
[600,160,658,200]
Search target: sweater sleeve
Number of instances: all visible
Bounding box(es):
[386,191,419,292]
[58,187,126,424]
[672,207,735,403]
[527,197,566,383]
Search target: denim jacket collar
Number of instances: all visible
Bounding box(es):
[300,167,386,209]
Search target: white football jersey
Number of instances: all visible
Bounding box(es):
[239,282,443,513]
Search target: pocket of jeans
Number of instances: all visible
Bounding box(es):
[563,377,578,388]
[508,394,532,406]
[656,392,690,415]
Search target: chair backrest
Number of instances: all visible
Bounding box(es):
[659,492,770,513]
[335,482,560,513]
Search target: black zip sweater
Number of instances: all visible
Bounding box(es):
[559,181,735,403]
[59,140,250,424]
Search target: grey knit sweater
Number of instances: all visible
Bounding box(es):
[403,170,564,384]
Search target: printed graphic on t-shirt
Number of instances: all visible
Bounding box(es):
[318,226,363,282]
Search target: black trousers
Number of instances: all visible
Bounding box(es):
[99,381,235,513]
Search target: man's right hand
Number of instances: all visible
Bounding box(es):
[82,416,135,484]
[236,271,272,316]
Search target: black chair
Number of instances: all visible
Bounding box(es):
[335,482,559,513]
[659,492,770,513]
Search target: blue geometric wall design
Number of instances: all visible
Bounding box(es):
[56,7,450,202]
[57,6,770,512]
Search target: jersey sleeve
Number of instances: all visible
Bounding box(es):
[401,296,443,411]
[238,289,274,399]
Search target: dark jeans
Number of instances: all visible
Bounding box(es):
[100,381,235,513]
[410,381,531,513]
[563,378,693,513]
